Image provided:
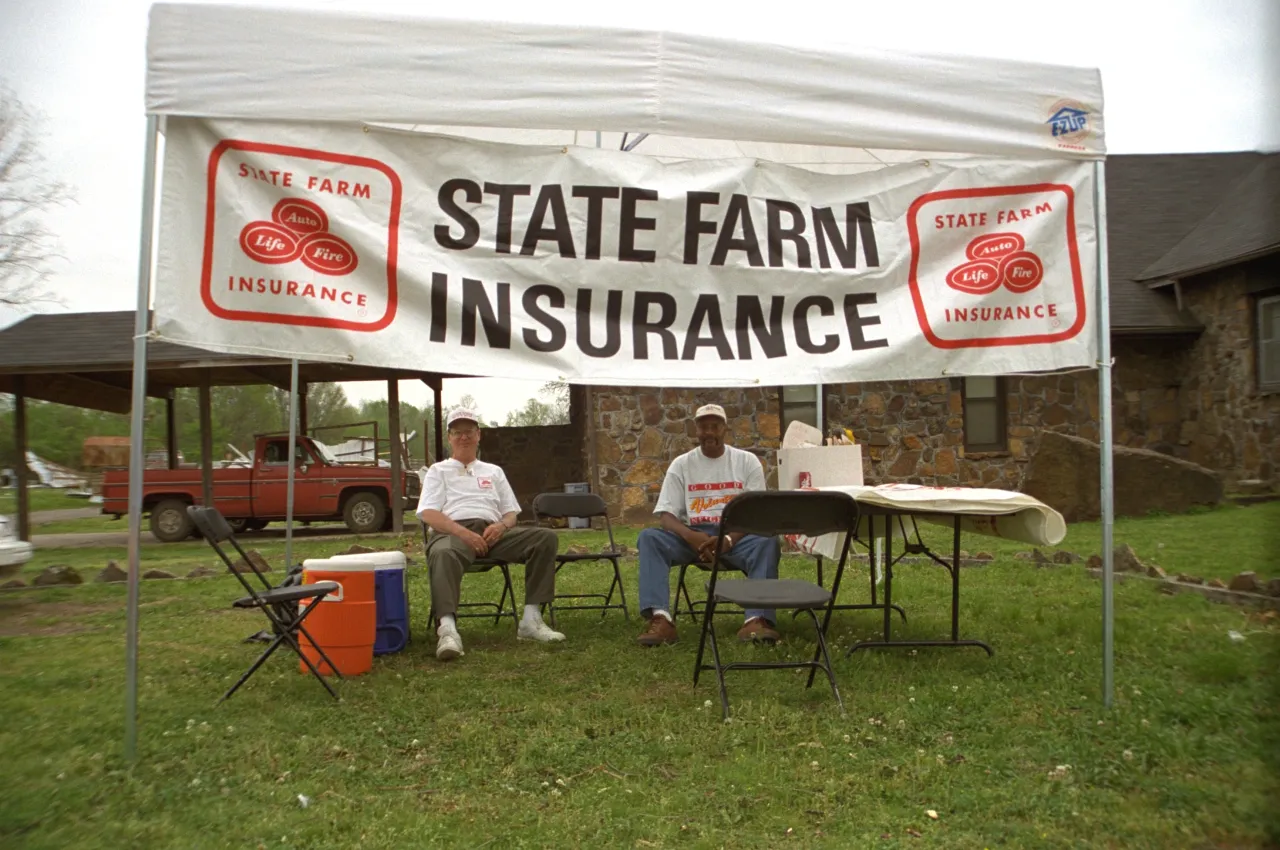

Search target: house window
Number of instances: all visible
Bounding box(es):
[1259,294,1280,393]
[963,377,1006,451]
[780,385,821,435]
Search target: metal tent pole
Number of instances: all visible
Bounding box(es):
[285,359,299,571]
[1094,160,1115,708]
[125,114,160,762]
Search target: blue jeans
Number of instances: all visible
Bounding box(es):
[637,524,781,623]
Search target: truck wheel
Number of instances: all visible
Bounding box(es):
[343,492,387,535]
[226,518,249,533]
[245,519,268,532]
[150,499,194,543]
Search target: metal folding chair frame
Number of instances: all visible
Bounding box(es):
[532,491,629,624]
[187,506,344,704]
[420,524,519,628]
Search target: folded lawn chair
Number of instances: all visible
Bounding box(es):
[187,506,343,703]
[532,491,629,624]
[692,490,858,720]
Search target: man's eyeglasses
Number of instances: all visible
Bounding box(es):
[448,428,479,438]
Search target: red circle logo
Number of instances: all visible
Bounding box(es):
[945,260,1002,294]
[272,198,329,236]
[238,221,301,264]
[299,233,359,276]
[965,232,1025,262]
[999,251,1044,293]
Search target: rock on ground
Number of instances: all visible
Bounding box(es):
[95,561,129,583]
[32,565,83,587]
[1023,431,1223,523]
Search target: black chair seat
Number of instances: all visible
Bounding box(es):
[555,551,621,563]
[232,581,339,608]
[467,558,508,572]
[710,578,832,610]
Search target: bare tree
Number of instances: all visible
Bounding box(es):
[0,84,71,308]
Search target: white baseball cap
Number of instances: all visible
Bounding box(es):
[446,408,480,429]
[694,403,727,422]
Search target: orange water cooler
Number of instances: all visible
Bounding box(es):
[298,557,377,676]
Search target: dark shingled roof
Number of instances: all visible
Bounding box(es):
[0,311,258,370]
[1104,151,1273,332]
[1135,156,1280,281]
[0,311,455,413]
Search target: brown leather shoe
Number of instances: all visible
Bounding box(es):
[636,615,678,646]
[737,617,780,644]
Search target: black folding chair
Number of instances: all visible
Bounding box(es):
[420,524,519,628]
[532,492,629,624]
[692,490,858,720]
[187,506,343,704]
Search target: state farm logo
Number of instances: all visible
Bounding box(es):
[906,183,1086,350]
[945,233,1044,295]
[238,199,359,276]
[200,140,402,332]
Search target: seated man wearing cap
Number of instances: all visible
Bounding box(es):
[635,403,782,646]
[417,407,565,660]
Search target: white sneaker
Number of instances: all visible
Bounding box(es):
[436,629,464,661]
[517,618,566,643]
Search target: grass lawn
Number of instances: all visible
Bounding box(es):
[1,504,1277,848]
[0,488,94,515]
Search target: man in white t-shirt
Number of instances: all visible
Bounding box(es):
[417,408,565,661]
[635,403,782,647]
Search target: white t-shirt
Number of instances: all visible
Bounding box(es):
[653,445,767,527]
[416,458,520,524]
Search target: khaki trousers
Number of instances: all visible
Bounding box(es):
[425,518,558,618]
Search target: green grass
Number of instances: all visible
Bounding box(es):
[1,507,1277,848]
[0,488,93,515]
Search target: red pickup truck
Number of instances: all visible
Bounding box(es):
[101,435,419,542]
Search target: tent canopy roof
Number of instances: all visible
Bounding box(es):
[146,3,1105,159]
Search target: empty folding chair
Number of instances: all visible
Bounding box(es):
[187,506,343,703]
[692,490,858,720]
[420,524,518,627]
[531,491,629,624]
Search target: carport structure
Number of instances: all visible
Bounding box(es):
[0,309,451,540]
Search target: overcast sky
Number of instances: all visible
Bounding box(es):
[1,0,1276,421]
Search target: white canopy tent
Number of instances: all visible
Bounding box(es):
[127,2,1114,757]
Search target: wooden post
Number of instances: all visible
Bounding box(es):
[433,383,444,463]
[165,391,178,469]
[13,376,30,542]
[199,374,214,508]
[388,378,403,533]
[299,381,309,436]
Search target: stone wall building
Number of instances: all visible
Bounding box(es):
[484,153,1279,522]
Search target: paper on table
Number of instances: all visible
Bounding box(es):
[782,420,823,449]
[785,483,1067,561]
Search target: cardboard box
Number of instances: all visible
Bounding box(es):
[777,445,864,490]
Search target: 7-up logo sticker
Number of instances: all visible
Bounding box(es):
[200,140,403,332]
[906,183,1086,349]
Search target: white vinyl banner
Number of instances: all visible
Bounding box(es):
[154,119,1098,385]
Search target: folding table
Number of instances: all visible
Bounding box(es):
[789,484,1067,657]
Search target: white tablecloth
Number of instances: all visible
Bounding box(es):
[787,483,1067,561]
